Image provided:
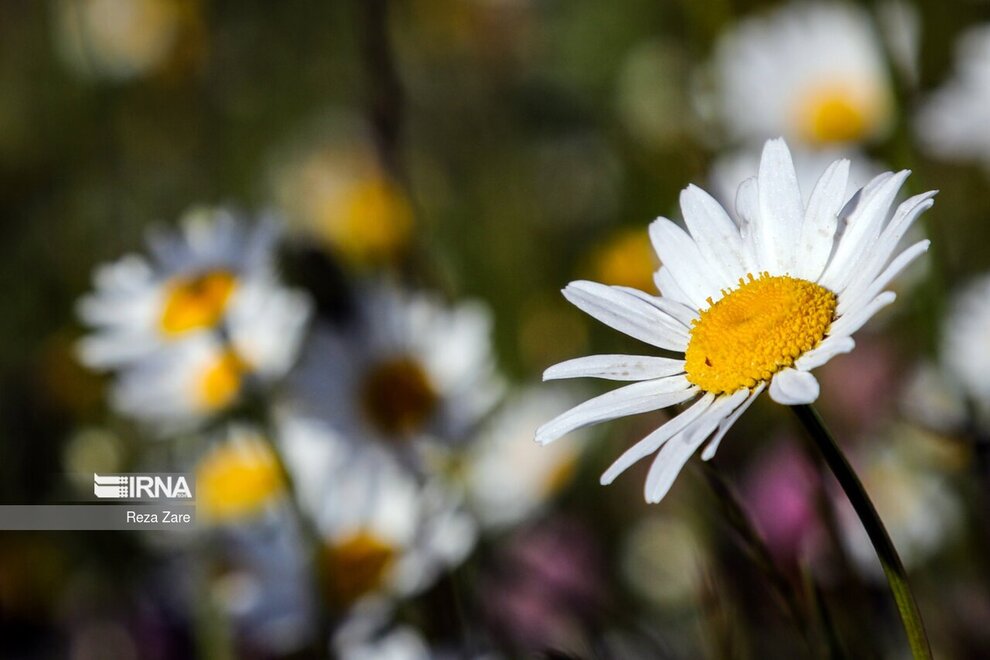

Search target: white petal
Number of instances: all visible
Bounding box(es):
[649,218,723,309]
[819,171,911,292]
[600,393,714,485]
[680,185,748,284]
[563,281,689,351]
[793,159,849,281]
[829,291,897,338]
[544,354,686,382]
[757,138,804,274]
[794,336,856,371]
[837,240,929,316]
[838,192,935,306]
[701,383,766,461]
[769,368,820,405]
[735,176,758,227]
[643,431,699,503]
[535,377,696,445]
[614,287,695,328]
[654,267,693,308]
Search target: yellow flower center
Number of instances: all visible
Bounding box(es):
[318,178,413,265]
[590,229,658,293]
[360,356,439,437]
[196,350,249,411]
[196,437,284,522]
[795,84,875,145]
[160,271,237,336]
[323,532,396,608]
[684,274,836,394]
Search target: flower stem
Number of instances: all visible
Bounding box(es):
[791,404,933,660]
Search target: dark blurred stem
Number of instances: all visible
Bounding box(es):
[791,405,932,660]
[699,464,817,657]
[357,0,405,183]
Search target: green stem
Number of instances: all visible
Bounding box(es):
[791,405,932,660]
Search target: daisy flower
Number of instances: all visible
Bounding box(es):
[712,2,894,147]
[278,416,477,611]
[915,25,990,168]
[286,284,503,464]
[77,207,293,368]
[537,138,935,503]
[54,0,192,81]
[464,386,588,529]
[195,425,286,524]
[108,280,310,427]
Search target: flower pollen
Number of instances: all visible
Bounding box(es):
[685,273,836,394]
[160,270,237,336]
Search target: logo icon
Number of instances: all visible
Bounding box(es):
[93,474,193,500]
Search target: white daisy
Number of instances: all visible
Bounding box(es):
[286,284,503,463]
[278,415,477,611]
[836,428,962,577]
[915,25,990,167]
[77,206,290,368]
[464,386,588,529]
[939,273,990,421]
[54,0,186,81]
[106,278,311,427]
[537,138,935,503]
[712,2,894,147]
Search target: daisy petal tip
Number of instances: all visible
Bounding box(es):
[769,368,820,406]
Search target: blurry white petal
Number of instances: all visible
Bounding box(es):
[544,354,686,382]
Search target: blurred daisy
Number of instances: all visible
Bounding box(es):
[77,207,301,367]
[712,2,894,147]
[279,416,477,612]
[939,273,990,421]
[108,282,310,427]
[587,227,659,293]
[195,426,285,523]
[538,139,935,503]
[464,386,588,530]
[837,429,962,576]
[287,285,502,464]
[916,25,990,168]
[271,141,413,266]
[54,0,191,81]
[334,622,430,660]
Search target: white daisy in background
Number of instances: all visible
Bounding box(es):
[195,425,286,524]
[107,281,310,427]
[938,273,990,423]
[77,208,311,428]
[537,138,935,503]
[463,386,588,530]
[836,427,962,577]
[334,623,431,660]
[278,415,477,613]
[712,2,894,147]
[270,132,413,266]
[77,207,286,366]
[916,25,990,168]
[286,284,503,465]
[54,0,189,81]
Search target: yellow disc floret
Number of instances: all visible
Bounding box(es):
[196,435,285,523]
[794,83,881,145]
[684,273,837,394]
[160,270,237,336]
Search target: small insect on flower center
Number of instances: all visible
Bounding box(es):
[684,273,837,394]
[160,271,238,336]
[360,356,439,437]
[795,84,874,145]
